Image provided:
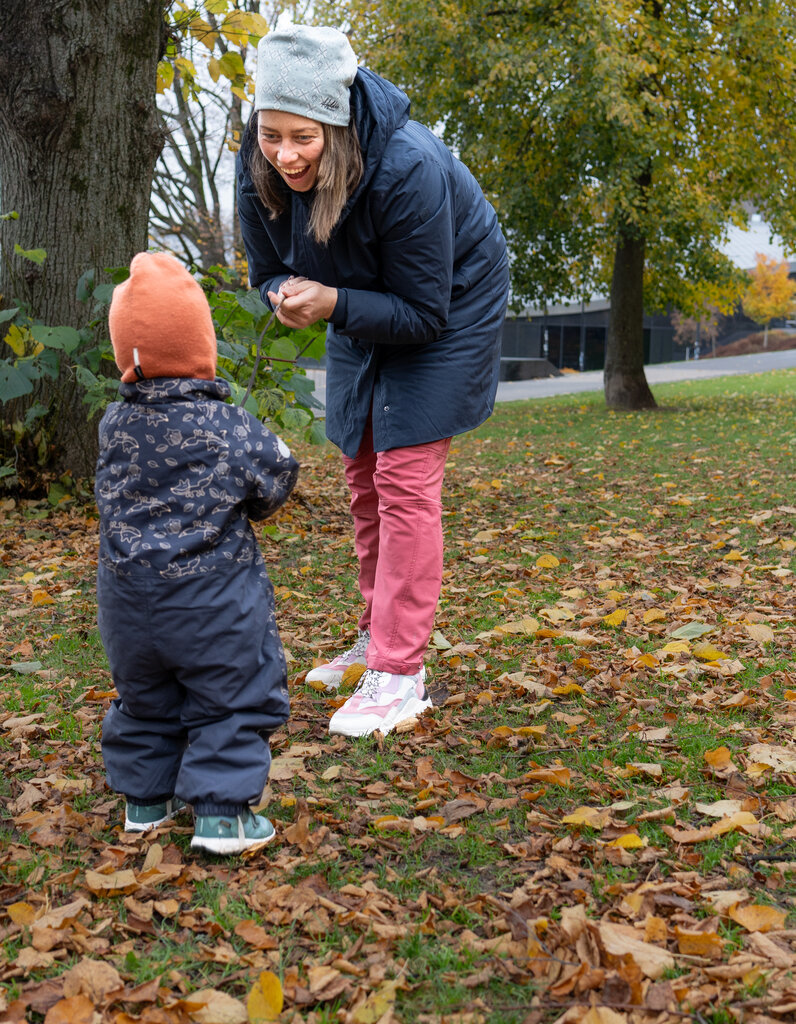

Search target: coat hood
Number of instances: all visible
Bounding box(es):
[345,67,410,205]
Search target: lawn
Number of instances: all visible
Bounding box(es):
[1,369,795,1024]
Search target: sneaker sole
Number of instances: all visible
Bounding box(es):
[329,695,433,738]
[190,831,276,855]
[124,811,182,833]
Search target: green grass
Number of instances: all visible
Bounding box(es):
[1,369,796,1021]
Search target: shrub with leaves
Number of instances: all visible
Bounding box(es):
[1,247,327,492]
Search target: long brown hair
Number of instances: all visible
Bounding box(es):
[248,117,363,245]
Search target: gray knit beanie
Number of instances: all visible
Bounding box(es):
[254,26,358,127]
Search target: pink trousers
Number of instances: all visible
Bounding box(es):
[342,416,452,675]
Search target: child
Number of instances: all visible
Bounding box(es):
[95,251,298,854]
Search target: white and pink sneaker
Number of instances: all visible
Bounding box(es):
[306,629,370,691]
[328,667,432,737]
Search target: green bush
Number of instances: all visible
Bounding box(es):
[0,245,327,490]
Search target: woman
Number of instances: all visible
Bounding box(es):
[237,25,509,739]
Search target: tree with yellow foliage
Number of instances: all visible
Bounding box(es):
[336,0,796,409]
[742,254,796,348]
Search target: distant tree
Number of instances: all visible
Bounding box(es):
[671,305,722,358]
[151,0,271,277]
[339,0,796,410]
[742,253,796,348]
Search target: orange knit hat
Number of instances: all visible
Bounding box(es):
[109,251,217,382]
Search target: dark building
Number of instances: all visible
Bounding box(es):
[500,247,796,380]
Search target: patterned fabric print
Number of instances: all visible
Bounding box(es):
[95,378,298,579]
[266,31,357,125]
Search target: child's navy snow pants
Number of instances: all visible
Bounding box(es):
[97,559,290,815]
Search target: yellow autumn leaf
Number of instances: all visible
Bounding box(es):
[491,726,515,738]
[373,816,412,832]
[729,903,787,933]
[351,980,400,1024]
[674,927,724,957]
[551,682,586,697]
[659,640,691,655]
[627,762,663,778]
[603,609,628,627]
[724,550,745,561]
[246,970,283,1022]
[32,590,55,606]
[4,323,39,356]
[693,641,728,661]
[340,662,367,687]
[536,553,560,568]
[562,806,611,829]
[704,746,733,769]
[710,811,758,836]
[7,901,37,925]
[494,617,540,635]
[525,766,571,786]
[491,724,546,739]
[608,833,644,849]
[643,608,667,624]
[539,606,575,623]
[634,653,659,669]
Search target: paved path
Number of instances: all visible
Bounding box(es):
[306,349,796,409]
[495,348,796,402]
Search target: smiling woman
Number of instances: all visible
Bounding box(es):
[236,25,509,741]
[257,112,325,192]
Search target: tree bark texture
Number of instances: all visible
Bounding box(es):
[604,228,657,410]
[0,0,166,480]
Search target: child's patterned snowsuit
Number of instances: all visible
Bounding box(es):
[95,376,298,815]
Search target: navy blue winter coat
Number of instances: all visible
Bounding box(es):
[237,67,510,458]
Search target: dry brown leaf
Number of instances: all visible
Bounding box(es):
[747,743,796,773]
[598,922,675,979]
[233,921,277,950]
[43,995,96,1024]
[62,960,123,1003]
[695,799,744,818]
[185,988,247,1024]
[84,870,138,896]
[745,623,775,643]
[746,930,796,967]
[582,1009,628,1024]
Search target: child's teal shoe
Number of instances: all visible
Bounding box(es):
[191,810,276,855]
[125,797,187,832]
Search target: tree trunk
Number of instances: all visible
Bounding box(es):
[0,0,166,481]
[604,227,657,409]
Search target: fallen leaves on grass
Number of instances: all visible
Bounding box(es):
[3,381,796,1021]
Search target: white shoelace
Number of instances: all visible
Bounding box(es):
[343,629,370,660]
[355,668,386,700]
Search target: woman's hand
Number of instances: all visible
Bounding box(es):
[268,277,338,328]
